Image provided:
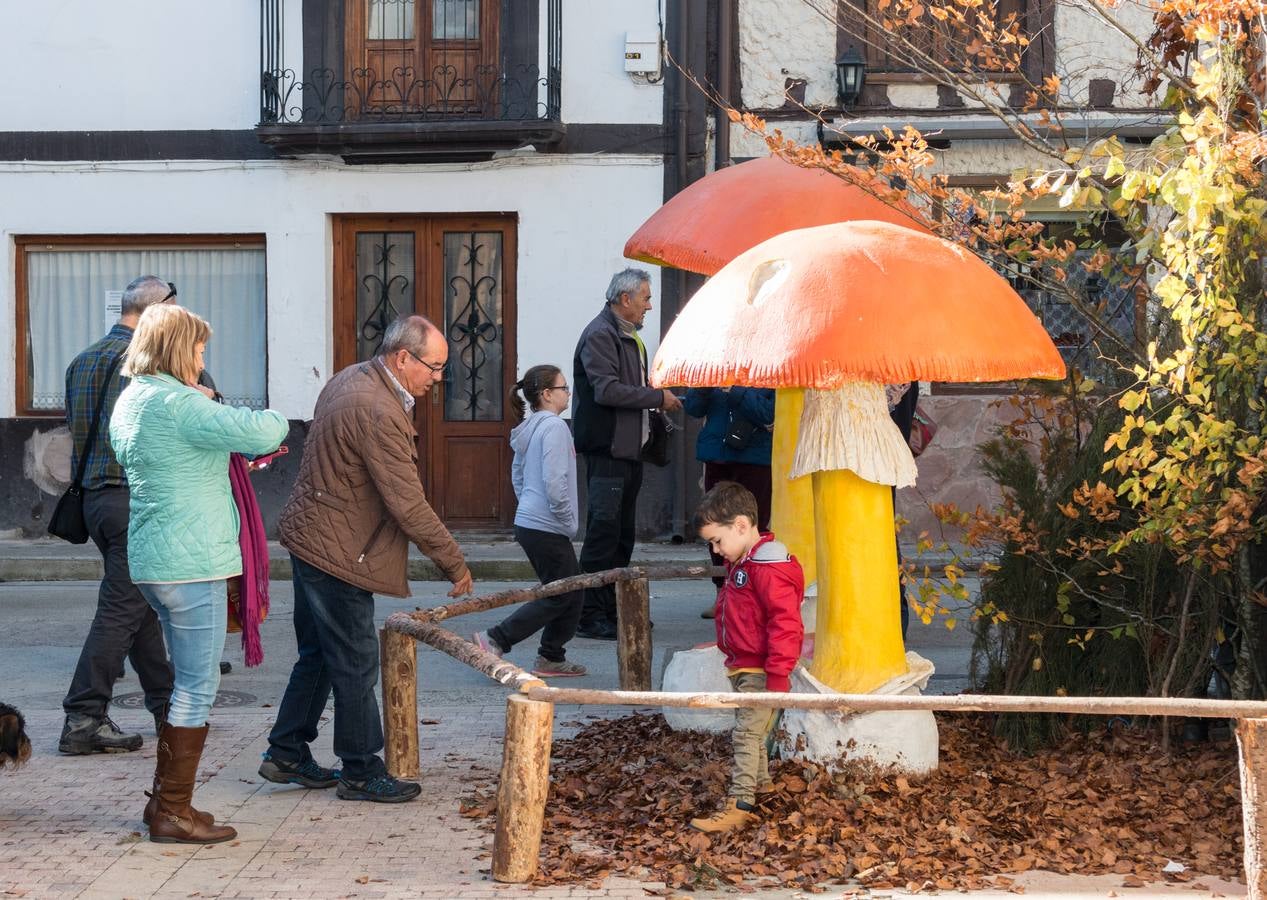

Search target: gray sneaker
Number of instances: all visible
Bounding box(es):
[531,657,587,677]
[58,714,143,754]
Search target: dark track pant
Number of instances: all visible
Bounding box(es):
[489,526,583,662]
[62,486,173,721]
[578,454,643,629]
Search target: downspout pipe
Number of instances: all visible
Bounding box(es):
[671,0,692,541]
[716,0,734,170]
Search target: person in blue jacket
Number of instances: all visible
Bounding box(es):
[683,386,775,616]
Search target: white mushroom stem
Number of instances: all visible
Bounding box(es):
[789,383,918,487]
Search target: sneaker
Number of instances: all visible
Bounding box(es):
[575,622,618,641]
[258,753,341,789]
[336,774,422,803]
[472,631,503,658]
[58,714,143,755]
[531,657,587,678]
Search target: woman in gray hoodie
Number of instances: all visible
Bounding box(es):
[474,365,586,676]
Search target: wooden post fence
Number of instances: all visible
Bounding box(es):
[378,565,1267,895]
[492,693,554,883]
[380,629,419,779]
[1241,718,1267,898]
[616,576,651,691]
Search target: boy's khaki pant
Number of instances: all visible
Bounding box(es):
[728,671,776,805]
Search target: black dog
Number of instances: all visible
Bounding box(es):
[0,702,32,770]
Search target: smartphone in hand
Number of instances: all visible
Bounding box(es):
[249,445,290,471]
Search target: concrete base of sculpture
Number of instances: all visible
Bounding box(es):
[661,645,734,733]
[778,652,939,773]
[661,644,939,775]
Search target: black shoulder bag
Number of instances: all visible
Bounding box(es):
[48,354,124,544]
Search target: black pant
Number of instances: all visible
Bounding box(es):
[63,486,173,721]
[489,526,583,662]
[268,555,385,780]
[578,453,643,628]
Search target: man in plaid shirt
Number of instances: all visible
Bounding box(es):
[59,276,176,755]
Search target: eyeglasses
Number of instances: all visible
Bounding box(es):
[546,383,571,394]
[407,350,446,377]
[160,282,177,303]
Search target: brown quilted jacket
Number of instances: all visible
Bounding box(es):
[278,361,469,597]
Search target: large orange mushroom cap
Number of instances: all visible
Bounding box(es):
[650,220,1066,389]
[625,156,932,276]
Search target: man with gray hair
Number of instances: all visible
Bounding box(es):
[266,315,472,803]
[59,275,177,754]
[572,268,682,640]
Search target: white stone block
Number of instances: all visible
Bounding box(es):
[660,646,735,733]
[778,652,940,773]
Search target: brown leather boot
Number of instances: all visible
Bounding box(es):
[144,717,215,829]
[143,780,214,828]
[689,798,760,833]
[148,723,236,844]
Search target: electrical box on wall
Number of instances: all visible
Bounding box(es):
[624,31,661,76]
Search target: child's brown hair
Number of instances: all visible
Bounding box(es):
[693,481,759,531]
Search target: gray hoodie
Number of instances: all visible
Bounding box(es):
[510,410,579,537]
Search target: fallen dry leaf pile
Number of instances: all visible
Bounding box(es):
[463,713,1243,893]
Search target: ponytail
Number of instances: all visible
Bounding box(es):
[509,364,562,424]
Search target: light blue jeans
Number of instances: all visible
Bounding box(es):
[138,580,228,727]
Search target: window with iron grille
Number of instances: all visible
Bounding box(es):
[839,0,1033,75]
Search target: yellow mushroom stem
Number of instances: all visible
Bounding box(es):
[767,388,816,587]
[810,469,907,692]
[790,383,918,695]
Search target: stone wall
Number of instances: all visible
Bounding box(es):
[896,392,1017,542]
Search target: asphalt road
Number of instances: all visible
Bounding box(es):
[0,577,977,716]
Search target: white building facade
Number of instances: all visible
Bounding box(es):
[1,0,690,536]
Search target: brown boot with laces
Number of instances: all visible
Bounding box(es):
[689,798,760,833]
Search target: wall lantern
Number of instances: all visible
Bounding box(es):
[836,46,867,108]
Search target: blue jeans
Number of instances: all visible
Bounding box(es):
[267,555,385,780]
[138,580,227,727]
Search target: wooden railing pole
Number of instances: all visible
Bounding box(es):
[380,629,419,779]
[492,693,554,883]
[1239,717,1267,899]
[616,576,652,691]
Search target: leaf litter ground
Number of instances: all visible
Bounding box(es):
[462,712,1243,893]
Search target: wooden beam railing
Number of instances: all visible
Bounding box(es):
[378,565,1267,897]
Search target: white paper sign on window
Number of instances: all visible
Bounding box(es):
[104,290,123,332]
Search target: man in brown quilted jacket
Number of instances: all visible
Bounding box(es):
[263,315,473,803]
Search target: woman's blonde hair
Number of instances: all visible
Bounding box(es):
[123,304,212,385]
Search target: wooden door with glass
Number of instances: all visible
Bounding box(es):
[333,214,517,529]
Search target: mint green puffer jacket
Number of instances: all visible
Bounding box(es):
[109,373,289,583]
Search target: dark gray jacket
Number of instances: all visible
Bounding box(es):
[571,305,664,461]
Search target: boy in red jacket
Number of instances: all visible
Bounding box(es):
[690,481,805,833]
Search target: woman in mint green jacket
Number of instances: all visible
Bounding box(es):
[110,304,287,846]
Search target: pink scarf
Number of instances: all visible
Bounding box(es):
[229,453,269,666]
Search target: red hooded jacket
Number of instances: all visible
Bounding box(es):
[715,533,805,692]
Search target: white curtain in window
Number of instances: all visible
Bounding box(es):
[26,247,268,410]
[369,0,415,40]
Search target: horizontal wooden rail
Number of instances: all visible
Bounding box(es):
[404,564,721,623]
[523,685,1267,719]
[384,612,542,690]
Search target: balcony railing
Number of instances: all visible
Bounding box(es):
[258,0,561,127]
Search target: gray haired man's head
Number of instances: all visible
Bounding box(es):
[120,275,174,317]
[605,268,651,306]
[380,315,437,358]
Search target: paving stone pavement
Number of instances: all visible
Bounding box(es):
[0,577,1247,899]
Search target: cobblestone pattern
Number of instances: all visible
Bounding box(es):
[0,707,1248,899]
